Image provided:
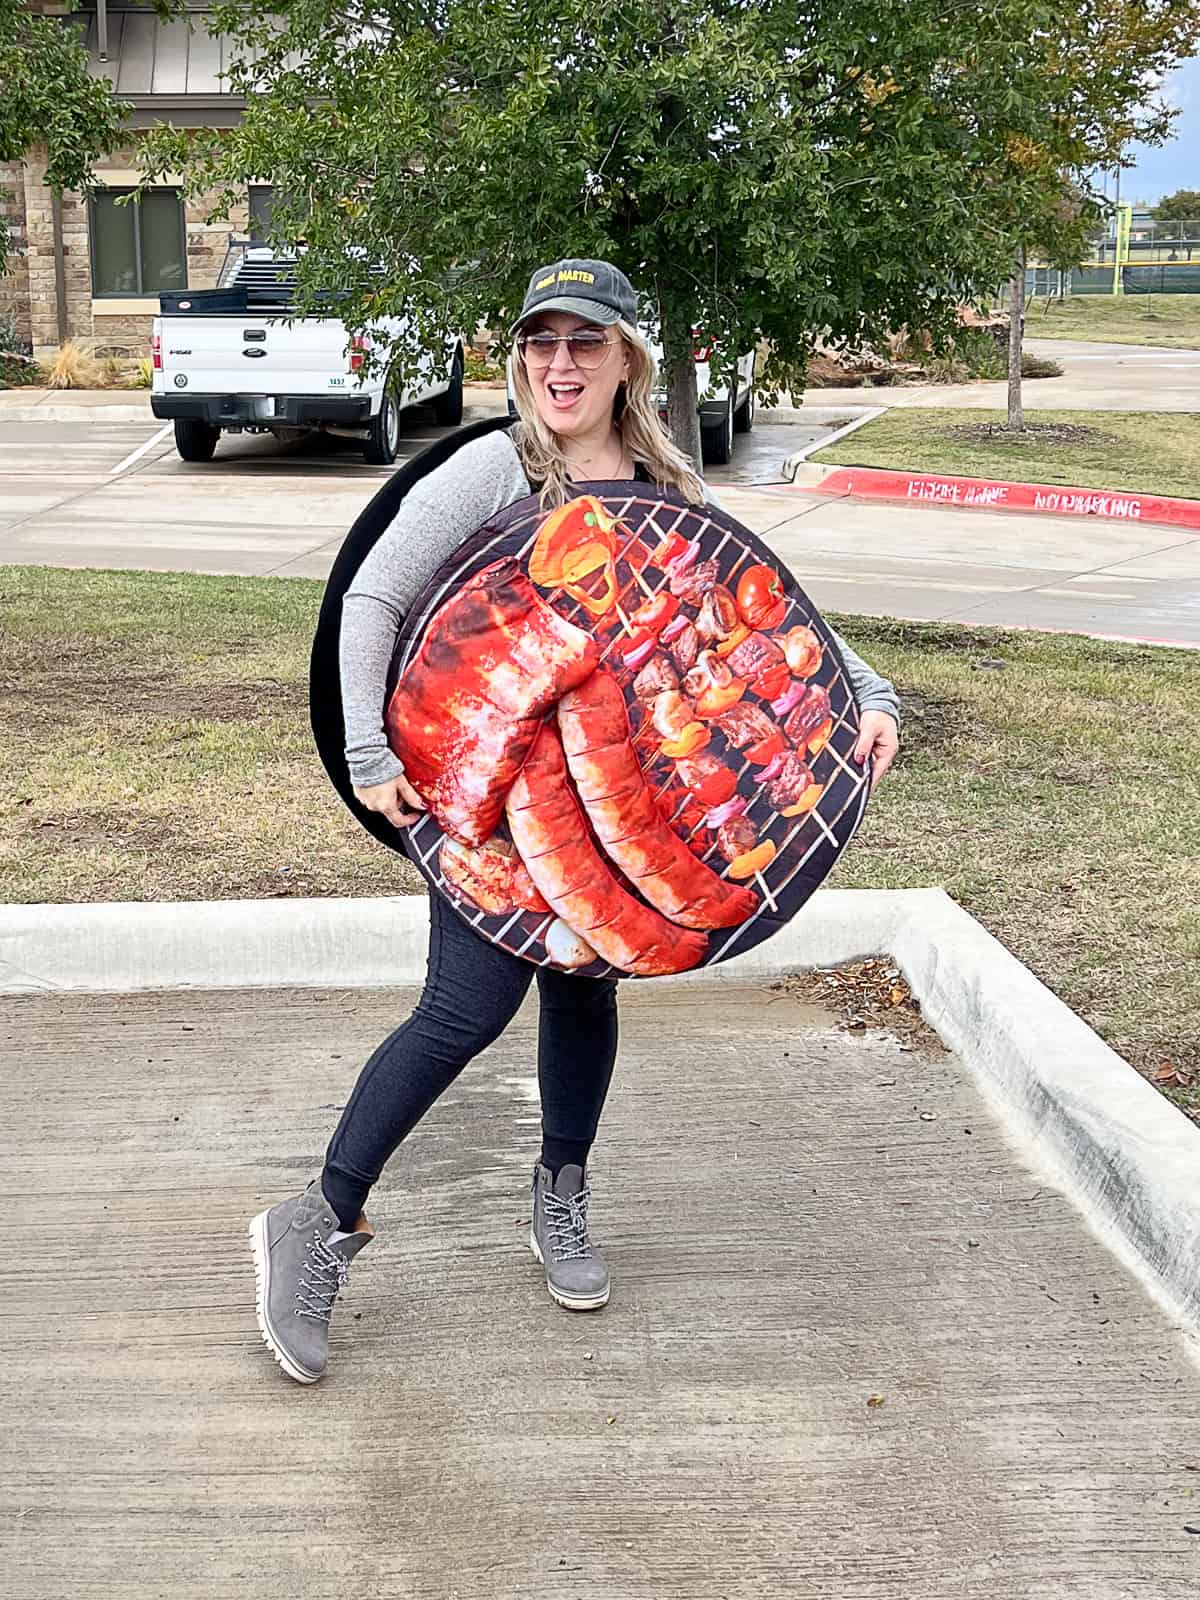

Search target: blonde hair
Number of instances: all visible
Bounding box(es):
[511,319,706,509]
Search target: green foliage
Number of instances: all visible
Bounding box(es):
[463,347,505,382]
[0,351,40,387]
[135,0,1200,454]
[924,329,1008,383]
[0,0,130,274]
[1020,352,1063,379]
[1151,188,1200,223]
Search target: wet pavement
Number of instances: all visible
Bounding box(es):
[5,979,1199,1598]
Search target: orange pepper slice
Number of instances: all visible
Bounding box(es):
[694,678,746,718]
[659,723,711,759]
[727,840,778,879]
[713,623,751,658]
[780,782,824,817]
[806,718,833,756]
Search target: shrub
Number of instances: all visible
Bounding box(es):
[464,347,505,382]
[44,339,104,390]
[0,352,42,387]
[1021,353,1064,379]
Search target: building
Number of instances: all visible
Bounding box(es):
[1,1,273,359]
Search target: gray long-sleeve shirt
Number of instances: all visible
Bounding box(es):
[340,429,900,788]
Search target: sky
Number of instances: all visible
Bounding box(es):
[1107,56,1200,205]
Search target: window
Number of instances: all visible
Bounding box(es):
[248,186,276,240]
[91,189,187,296]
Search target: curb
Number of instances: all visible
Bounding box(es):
[780,460,1200,533]
[3,886,1198,1339]
[0,398,156,422]
[781,406,887,466]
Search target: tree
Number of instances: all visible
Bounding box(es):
[1152,188,1200,222]
[995,2,1199,431]
[0,0,128,278]
[140,0,1199,465]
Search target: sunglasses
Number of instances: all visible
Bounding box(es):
[517,330,615,369]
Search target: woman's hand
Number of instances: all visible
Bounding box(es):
[853,711,899,793]
[352,774,427,829]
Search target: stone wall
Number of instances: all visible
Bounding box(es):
[0,136,253,361]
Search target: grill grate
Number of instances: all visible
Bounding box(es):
[396,489,869,976]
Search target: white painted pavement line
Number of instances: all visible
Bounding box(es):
[1046,354,1200,364]
[1038,588,1139,600]
[108,423,172,476]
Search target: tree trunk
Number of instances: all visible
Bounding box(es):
[1006,248,1025,432]
[658,286,702,469]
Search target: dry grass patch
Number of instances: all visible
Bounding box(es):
[1,567,1197,1120]
[0,565,421,905]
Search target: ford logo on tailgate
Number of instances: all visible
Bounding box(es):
[242,348,267,359]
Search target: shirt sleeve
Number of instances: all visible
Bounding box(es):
[340,432,531,789]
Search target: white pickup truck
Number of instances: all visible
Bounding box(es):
[150,245,464,464]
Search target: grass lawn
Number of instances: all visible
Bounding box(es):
[2,566,1198,1116]
[809,408,1200,497]
[1025,292,1200,349]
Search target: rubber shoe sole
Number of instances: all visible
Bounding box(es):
[529,1225,610,1311]
[249,1209,322,1385]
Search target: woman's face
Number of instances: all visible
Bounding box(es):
[519,311,630,440]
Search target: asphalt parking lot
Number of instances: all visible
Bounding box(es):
[3,397,1199,645]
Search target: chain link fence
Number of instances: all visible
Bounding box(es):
[1029,221,1200,296]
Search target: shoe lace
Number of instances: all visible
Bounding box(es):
[542,1184,594,1262]
[295,1233,351,1322]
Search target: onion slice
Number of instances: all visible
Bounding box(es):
[704,794,749,829]
[771,679,808,716]
[660,612,690,644]
[622,636,657,671]
[757,750,789,782]
[665,540,700,579]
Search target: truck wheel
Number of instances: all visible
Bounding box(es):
[433,346,465,427]
[701,394,734,466]
[363,389,400,465]
[733,382,755,434]
[174,418,220,462]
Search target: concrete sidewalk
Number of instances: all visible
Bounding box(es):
[6,979,1199,1598]
[793,338,1200,413]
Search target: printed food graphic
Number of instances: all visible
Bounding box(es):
[385,487,870,978]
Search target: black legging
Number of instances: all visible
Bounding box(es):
[321,892,620,1228]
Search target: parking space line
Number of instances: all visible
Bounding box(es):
[109,424,172,477]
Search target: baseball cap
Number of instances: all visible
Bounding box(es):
[510,258,638,333]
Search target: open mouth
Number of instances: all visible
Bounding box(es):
[546,381,585,409]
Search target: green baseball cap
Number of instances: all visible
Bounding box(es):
[511,258,638,332]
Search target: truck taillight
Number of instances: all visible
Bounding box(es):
[349,335,367,373]
[151,331,162,372]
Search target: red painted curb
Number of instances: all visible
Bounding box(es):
[810,466,1200,532]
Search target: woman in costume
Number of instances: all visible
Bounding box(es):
[250,258,901,1385]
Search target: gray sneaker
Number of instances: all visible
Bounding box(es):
[249,1180,372,1384]
[529,1162,610,1311]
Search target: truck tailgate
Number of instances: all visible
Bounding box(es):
[157,316,356,397]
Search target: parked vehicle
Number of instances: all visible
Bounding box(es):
[506,319,754,466]
[648,331,756,467]
[150,244,464,464]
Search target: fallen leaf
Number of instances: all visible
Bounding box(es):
[866,1394,886,1408]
